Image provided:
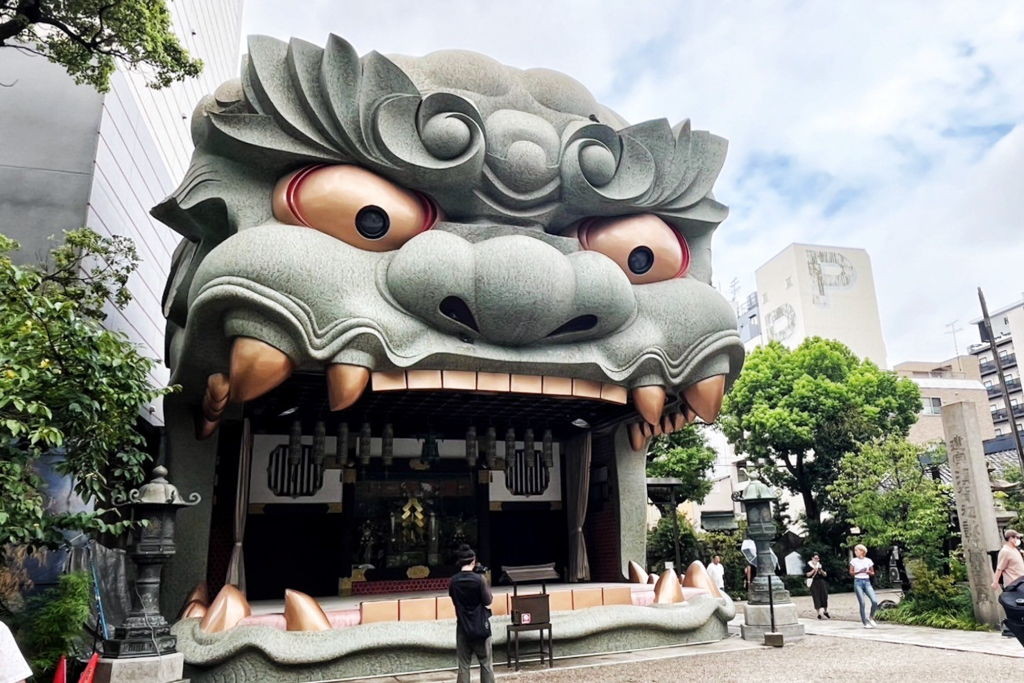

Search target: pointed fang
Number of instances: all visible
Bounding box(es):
[628,423,646,452]
[284,589,332,632]
[200,584,251,633]
[632,385,666,424]
[684,375,725,423]
[327,364,370,411]
[229,338,294,403]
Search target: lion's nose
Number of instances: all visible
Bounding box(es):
[386,230,634,347]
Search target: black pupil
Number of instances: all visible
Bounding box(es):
[628,246,654,275]
[356,205,390,239]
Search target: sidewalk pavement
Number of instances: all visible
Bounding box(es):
[728,613,1024,659]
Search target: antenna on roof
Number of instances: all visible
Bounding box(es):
[945,319,964,372]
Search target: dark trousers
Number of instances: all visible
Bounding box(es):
[456,627,494,683]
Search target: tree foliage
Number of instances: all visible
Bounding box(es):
[829,438,953,570]
[645,423,718,505]
[0,0,202,91]
[0,230,174,548]
[720,338,921,525]
[16,570,93,675]
[646,512,700,574]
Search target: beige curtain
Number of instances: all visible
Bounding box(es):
[226,418,252,593]
[565,432,592,582]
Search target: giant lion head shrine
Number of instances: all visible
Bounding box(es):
[156,33,743,681]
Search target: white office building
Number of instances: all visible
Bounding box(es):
[743,243,888,368]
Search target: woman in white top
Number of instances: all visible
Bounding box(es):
[849,544,879,628]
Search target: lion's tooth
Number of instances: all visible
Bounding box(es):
[284,589,331,632]
[684,375,726,423]
[662,415,674,434]
[326,364,370,411]
[229,338,294,403]
[631,385,666,424]
[628,423,646,451]
[649,421,663,437]
[672,411,687,431]
[200,585,251,633]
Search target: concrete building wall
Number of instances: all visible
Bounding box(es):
[83,0,244,425]
[754,244,888,367]
[0,49,104,261]
[895,357,995,445]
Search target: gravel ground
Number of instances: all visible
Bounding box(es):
[515,635,1017,682]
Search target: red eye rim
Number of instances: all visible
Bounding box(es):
[283,164,439,234]
[577,216,690,279]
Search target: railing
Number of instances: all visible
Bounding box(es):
[1008,378,1023,393]
[992,410,1009,422]
[1014,404,1024,418]
[1003,354,1018,369]
[988,384,1002,397]
[981,361,996,375]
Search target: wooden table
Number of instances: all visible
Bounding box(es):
[505,622,553,672]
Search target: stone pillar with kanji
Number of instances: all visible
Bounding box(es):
[942,401,1002,627]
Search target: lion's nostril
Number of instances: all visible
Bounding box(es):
[547,315,598,337]
[439,296,479,332]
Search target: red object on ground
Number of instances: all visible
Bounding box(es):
[77,653,99,683]
[51,656,67,683]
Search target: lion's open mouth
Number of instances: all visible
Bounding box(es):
[198,336,729,451]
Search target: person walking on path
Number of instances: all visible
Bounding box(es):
[850,544,879,629]
[806,553,830,619]
[448,545,494,683]
[707,555,726,592]
[992,528,1024,590]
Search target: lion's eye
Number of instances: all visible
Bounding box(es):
[576,214,689,284]
[273,165,436,251]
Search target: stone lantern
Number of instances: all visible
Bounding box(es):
[102,466,201,658]
[732,471,804,642]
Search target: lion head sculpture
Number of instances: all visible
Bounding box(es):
[154,34,743,448]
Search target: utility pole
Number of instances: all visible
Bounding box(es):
[978,288,1024,472]
[945,320,964,373]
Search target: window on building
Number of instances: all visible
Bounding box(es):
[749,314,757,325]
[1005,317,1010,325]
[1000,350,1010,360]
[991,404,999,413]
[985,381,993,388]
[921,397,942,415]
[996,428,1003,436]
[762,292,769,304]
[785,276,793,289]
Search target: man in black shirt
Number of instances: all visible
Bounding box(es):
[448,545,494,683]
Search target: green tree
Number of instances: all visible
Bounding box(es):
[829,438,953,570]
[645,423,718,505]
[0,229,174,548]
[0,0,202,91]
[997,466,1024,525]
[646,512,700,574]
[720,338,921,527]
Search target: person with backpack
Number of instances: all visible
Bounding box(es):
[448,545,494,683]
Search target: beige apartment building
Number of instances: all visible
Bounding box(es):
[969,295,1024,438]
[893,356,995,445]
[747,244,888,367]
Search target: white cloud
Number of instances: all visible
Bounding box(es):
[241,0,1024,365]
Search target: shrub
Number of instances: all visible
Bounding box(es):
[876,560,988,631]
[17,571,93,676]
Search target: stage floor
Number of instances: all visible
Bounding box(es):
[249,582,652,615]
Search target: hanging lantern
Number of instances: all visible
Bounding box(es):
[359,422,372,466]
[465,426,478,467]
[336,422,350,468]
[382,423,394,466]
[542,428,553,469]
[505,427,516,468]
[288,419,303,468]
[313,421,326,468]
[485,427,497,469]
[524,428,535,468]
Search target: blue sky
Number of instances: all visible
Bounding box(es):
[242,0,1024,366]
